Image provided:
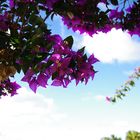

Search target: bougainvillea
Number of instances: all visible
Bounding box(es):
[0,0,140,99]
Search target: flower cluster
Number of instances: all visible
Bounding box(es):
[0,79,21,97]
[21,34,98,92]
[61,0,112,36]
[0,0,99,97]
[46,0,140,37]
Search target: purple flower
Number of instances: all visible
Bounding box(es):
[70,0,87,6]
[9,82,21,96]
[46,34,62,44]
[11,82,21,90]
[128,27,140,37]
[88,54,99,64]
[109,9,124,19]
[101,24,113,33]
[0,13,9,31]
[0,79,21,97]
[106,96,111,102]
[51,79,62,86]
[29,77,38,93]
[50,54,61,62]
[9,0,14,8]
[126,7,132,13]
[63,78,71,88]
[45,0,60,9]
[100,0,107,4]
[37,73,49,88]
[21,69,34,82]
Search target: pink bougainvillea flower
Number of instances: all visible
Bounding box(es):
[0,79,21,97]
[9,82,21,96]
[88,54,99,64]
[0,13,9,31]
[9,0,14,8]
[45,0,60,9]
[29,77,38,93]
[51,79,62,86]
[106,96,111,102]
[50,54,61,62]
[21,69,34,83]
[37,73,49,88]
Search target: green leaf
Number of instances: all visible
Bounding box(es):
[64,36,73,49]
[21,54,33,73]
[53,1,69,12]
[40,60,53,72]
[111,97,116,103]
[16,5,27,16]
[121,93,126,97]
[11,38,20,45]
[38,5,46,11]
[50,13,56,21]
[116,94,122,100]
[69,59,76,68]
[1,3,9,8]
[129,80,135,87]
[46,42,54,51]
[52,72,58,80]
[78,46,85,53]
[0,0,6,3]
[110,0,118,5]
[44,60,53,68]
[29,14,44,26]
[83,54,87,61]
[33,53,48,65]
[0,31,10,48]
[14,64,21,73]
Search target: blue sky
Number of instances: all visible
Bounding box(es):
[0,15,140,140]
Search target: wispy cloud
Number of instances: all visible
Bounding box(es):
[81,93,106,102]
[82,28,140,63]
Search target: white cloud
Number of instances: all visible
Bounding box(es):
[82,28,140,63]
[0,88,140,140]
[113,120,129,127]
[0,87,66,140]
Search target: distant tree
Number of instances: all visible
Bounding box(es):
[101,134,122,140]
[101,130,140,140]
[126,130,140,140]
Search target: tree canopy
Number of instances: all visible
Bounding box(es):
[101,130,140,140]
